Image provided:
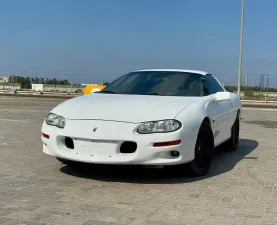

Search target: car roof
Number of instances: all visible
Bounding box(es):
[135,69,209,76]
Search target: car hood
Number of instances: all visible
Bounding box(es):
[52,94,201,123]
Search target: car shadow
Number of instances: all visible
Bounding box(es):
[59,138,258,184]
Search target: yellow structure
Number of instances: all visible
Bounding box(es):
[84,84,106,95]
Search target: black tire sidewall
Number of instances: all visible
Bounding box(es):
[189,122,214,176]
[231,115,240,151]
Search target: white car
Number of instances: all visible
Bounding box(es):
[41,69,241,176]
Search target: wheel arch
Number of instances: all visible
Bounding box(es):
[200,116,214,141]
[189,115,214,146]
[202,116,211,126]
[195,116,215,150]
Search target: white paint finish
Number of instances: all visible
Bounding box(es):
[41,69,241,166]
[51,94,201,122]
[214,92,231,102]
[213,94,234,144]
[135,69,209,75]
[42,120,197,165]
[173,92,239,148]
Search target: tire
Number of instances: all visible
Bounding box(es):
[188,121,214,176]
[226,112,240,151]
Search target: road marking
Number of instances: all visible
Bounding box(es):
[0,119,31,122]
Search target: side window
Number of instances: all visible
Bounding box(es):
[205,74,224,94]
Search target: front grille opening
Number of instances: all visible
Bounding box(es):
[120,141,137,153]
[65,137,74,149]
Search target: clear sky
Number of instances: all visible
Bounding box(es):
[0,0,276,86]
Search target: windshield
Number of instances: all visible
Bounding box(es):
[100,71,207,97]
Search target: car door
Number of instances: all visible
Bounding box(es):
[205,74,233,146]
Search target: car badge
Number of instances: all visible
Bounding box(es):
[93,127,97,132]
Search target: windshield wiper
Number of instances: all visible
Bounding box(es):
[97,90,117,94]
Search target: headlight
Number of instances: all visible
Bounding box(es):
[46,113,66,128]
[137,119,181,134]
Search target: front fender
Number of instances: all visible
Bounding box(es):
[175,97,213,137]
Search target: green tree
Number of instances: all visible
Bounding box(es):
[34,77,39,83]
[24,77,32,89]
[40,77,45,84]
[8,76,13,83]
[53,78,57,85]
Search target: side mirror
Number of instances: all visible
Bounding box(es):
[214,92,231,102]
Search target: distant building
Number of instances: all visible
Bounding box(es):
[0,76,10,83]
[32,84,44,91]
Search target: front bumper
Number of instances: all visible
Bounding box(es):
[41,119,197,166]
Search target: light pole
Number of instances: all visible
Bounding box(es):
[237,0,245,96]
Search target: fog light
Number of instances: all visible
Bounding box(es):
[170,151,180,157]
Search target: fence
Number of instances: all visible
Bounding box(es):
[0,83,21,90]
[0,83,84,93]
[43,86,83,93]
[41,84,83,93]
